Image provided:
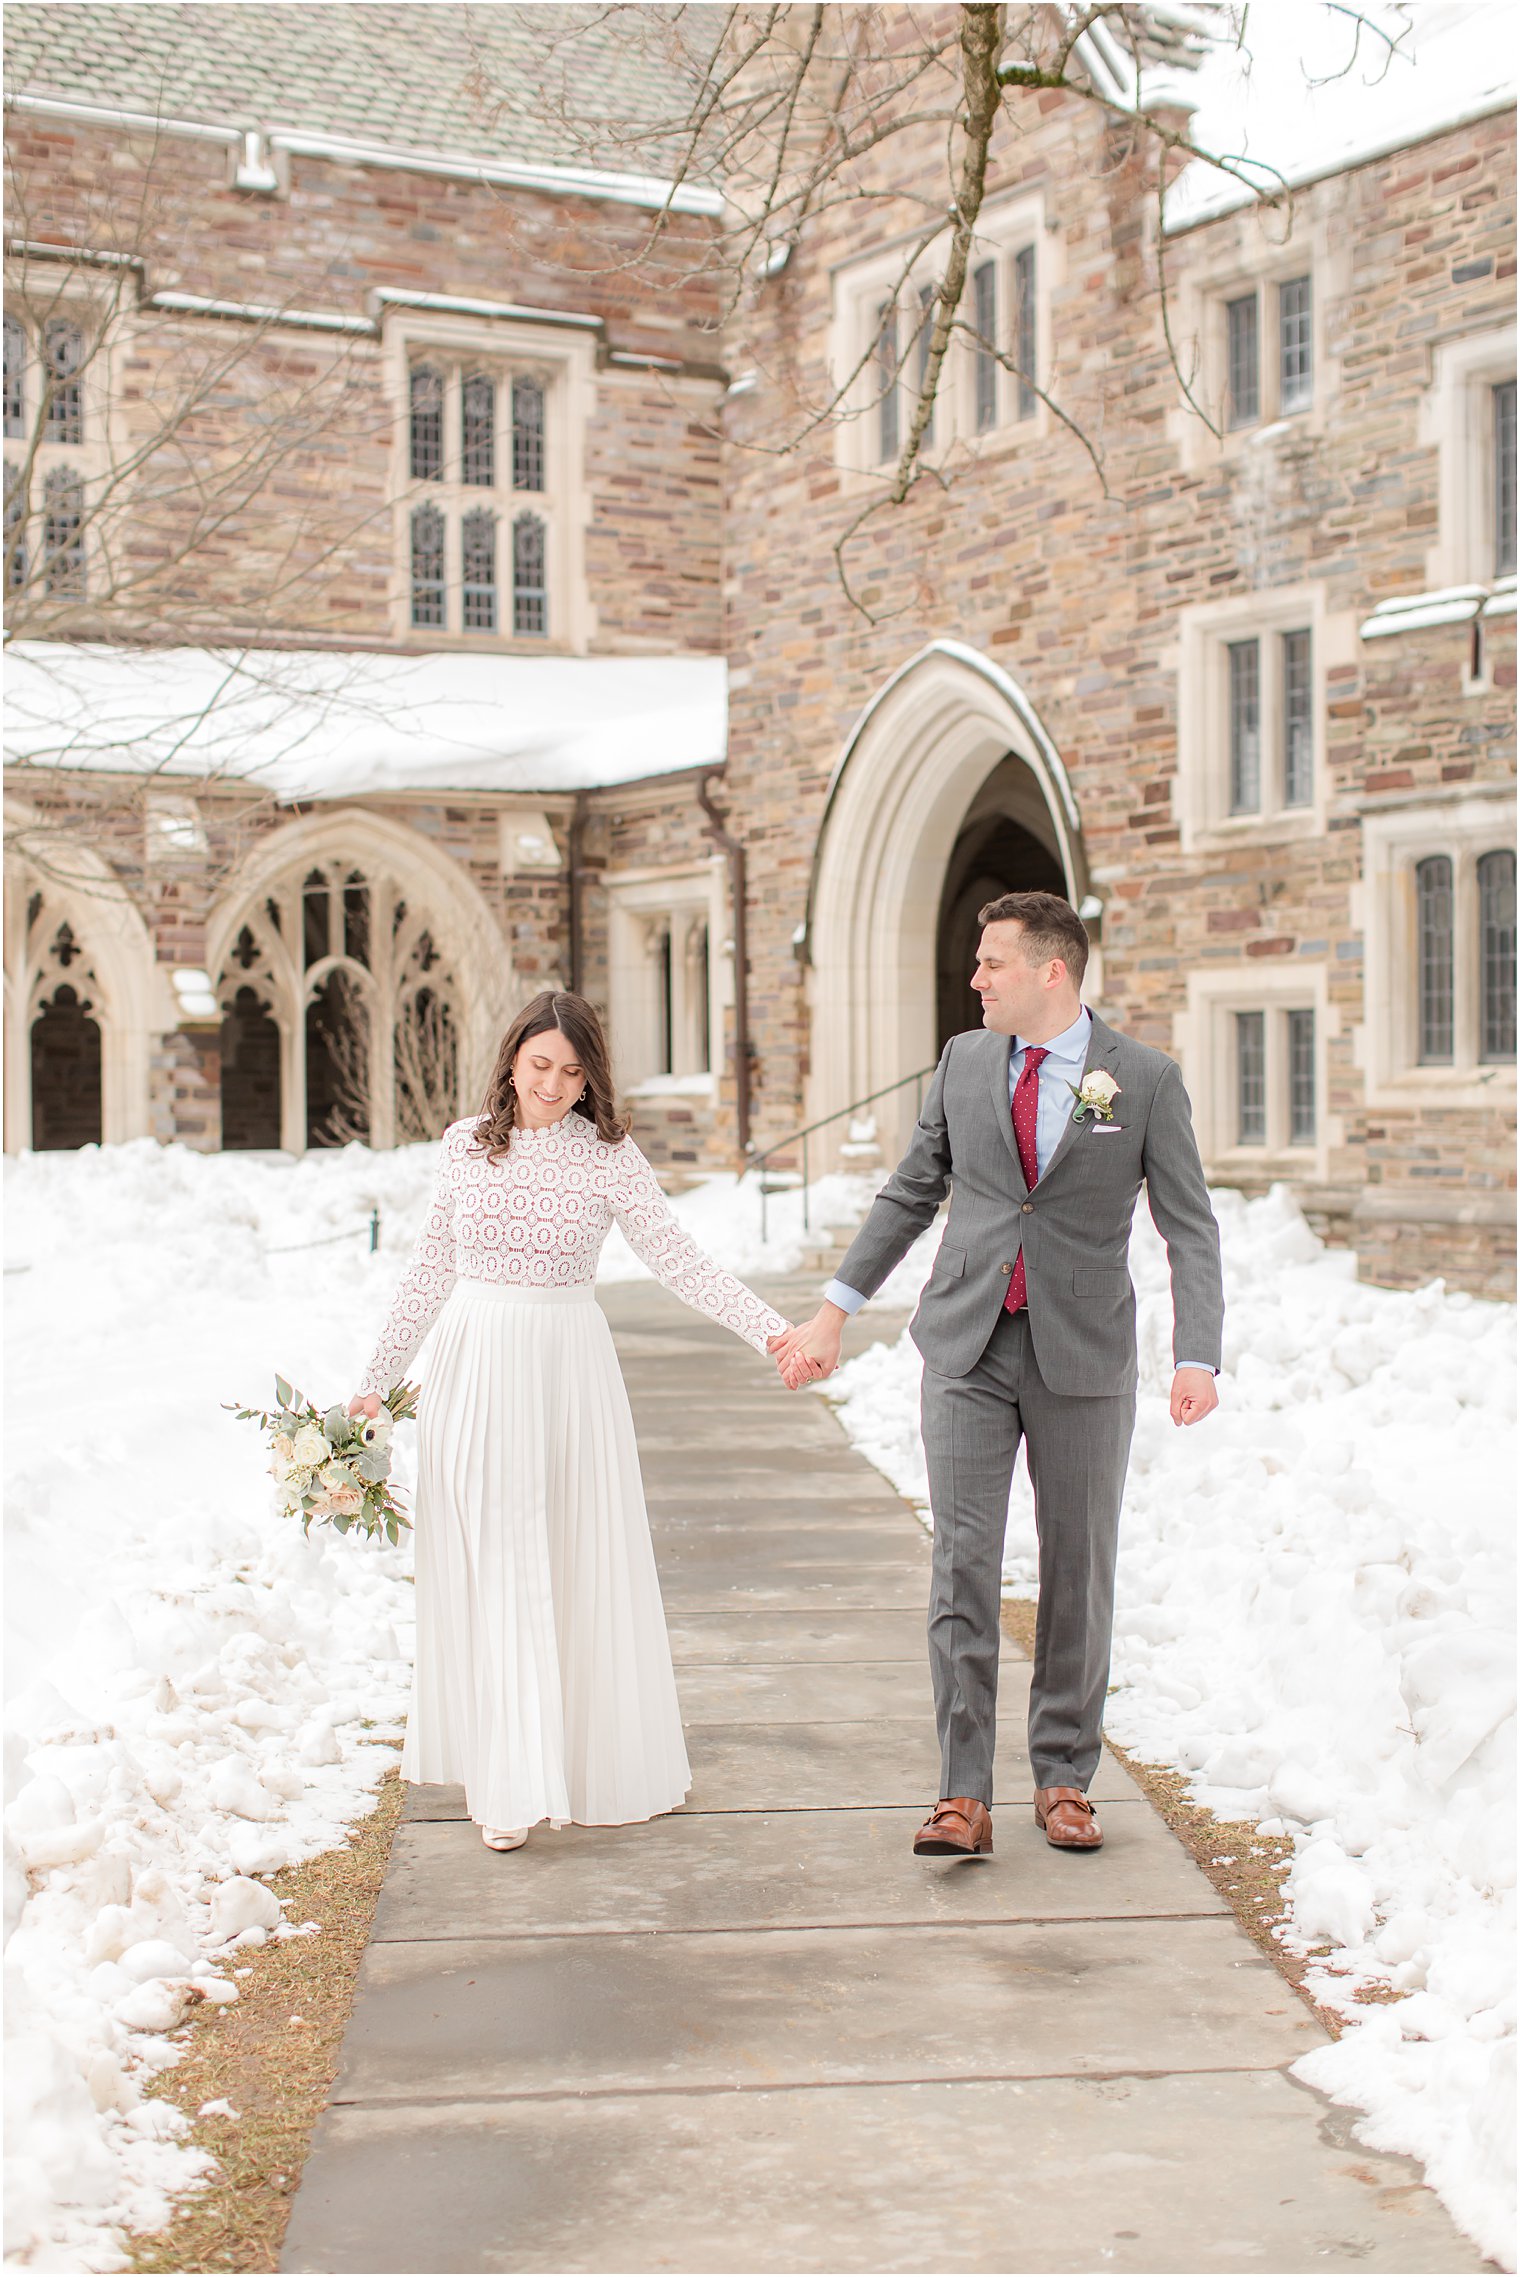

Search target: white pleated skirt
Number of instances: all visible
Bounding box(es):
[399,1279,692,1831]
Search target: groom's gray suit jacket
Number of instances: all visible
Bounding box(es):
[835,1016,1224,1397]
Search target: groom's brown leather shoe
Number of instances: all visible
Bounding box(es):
[913,1797,993,1856]
[1034,1786,1103,1849]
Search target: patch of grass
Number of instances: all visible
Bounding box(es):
[129,1753,404,2275]
[1000,1595,1368,2039]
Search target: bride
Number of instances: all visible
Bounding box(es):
[348,990,790,1851]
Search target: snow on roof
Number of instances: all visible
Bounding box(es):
[3,643,727,799]
[1165,0,1516,232]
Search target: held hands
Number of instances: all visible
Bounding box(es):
[767,1306,845,1391]
[1170,1366,1219,1427]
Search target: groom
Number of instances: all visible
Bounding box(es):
[771,893,1224,1859]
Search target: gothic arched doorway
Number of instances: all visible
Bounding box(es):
[805,641,1089,1159]
[935,794,1067,1048]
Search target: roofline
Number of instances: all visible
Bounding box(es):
[4,90,725,217]
[1164,86,1516,237]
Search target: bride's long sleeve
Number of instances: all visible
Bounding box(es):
[357,1128,463,1396]
[610,1139,787,1355]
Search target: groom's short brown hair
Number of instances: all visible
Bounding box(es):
[978,890,1089,984]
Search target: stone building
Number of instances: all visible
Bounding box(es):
[4,5,1515,1296]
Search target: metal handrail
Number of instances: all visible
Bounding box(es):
[751,1066,937,1243]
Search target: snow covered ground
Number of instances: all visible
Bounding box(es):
[0,1136,865,2270]
[5,1139,1514,2268]
[824,1186,1516,2272]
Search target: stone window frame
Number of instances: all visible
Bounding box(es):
[1177,961,1335,1185]
[384,307,593,653]
[604,861,725,1097]
[1419,323,1518,593]
[1165,207,1347,474]
[1173,582,1350,851]
[828,188,1054,483]
[1354,790,1519,1112]
[1,275,114,602]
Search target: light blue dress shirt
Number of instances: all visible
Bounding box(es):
[822,1011,1214,1373]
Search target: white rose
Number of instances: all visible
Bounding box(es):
[1080,1070,1120,1107]
[292,1424,328,1468]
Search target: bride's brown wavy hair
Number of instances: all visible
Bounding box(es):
[472,991,628,1163]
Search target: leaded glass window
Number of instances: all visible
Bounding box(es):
[43,320,83,444]
[1227,638,1261,814]
[1479,848,1517,1063]
[1014,244,1037,420]
[42,466,84,594]
[1235,1012,1266,1144]
[512,511,547,636]
[461,373,494,487]
[461,507,497,632]
[1226,293,1259,429]
[1416,855,1455,1064]
[511,378,544,490]
[3,315,24,438]
[1287,1009,1316,1143]
[1278,276,1312,415]
[1494,379,1516,580]
[916,283,936,448]
[876,301,900,462]
[972,261,997,434]
[1282,628,1313,807]
[409,365,443,483]
[410,502,445,627]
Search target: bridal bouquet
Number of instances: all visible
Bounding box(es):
[226,1375,419,1545]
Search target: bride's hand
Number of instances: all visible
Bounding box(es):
[347,1393,382,1419]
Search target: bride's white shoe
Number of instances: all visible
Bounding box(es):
[481,1825,529,1851]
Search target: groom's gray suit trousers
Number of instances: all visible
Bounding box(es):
[920,1305,1136,1803]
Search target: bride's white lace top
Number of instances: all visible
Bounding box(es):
[358,1116,787,1394]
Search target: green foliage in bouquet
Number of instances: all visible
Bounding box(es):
[225,1376,420,1545]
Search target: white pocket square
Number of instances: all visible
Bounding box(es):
[1090,1123,1125,1133]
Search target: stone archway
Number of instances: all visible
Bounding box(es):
[206,808,514,1154]
[805,640,1089,1156]
[4,821,163,1153]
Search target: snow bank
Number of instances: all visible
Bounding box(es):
[824,1185,1516,2270]
[4,1142,432,2270]
[2,1136,866,2267]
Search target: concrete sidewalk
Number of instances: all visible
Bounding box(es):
[282,1278,1483,2274]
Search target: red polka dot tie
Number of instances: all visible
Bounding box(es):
[1004,1045,1048,1315]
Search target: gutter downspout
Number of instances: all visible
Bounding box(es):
[696,772,751,1157]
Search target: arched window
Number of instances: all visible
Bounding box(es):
[220,985,282,1149]
[42,466,84,596]
[31,983,102,1149]
[1415,854,1454,1064]
[409,365,443,483]
[462,373,494,486]
[215,852,467,1151]
[1479,847,1516,1064]
[461,507,497,631]
[43,319,84,445]
[511,378,544,490]
[3,314,24,438]
[410,502,445,628]
[512,511,547,637]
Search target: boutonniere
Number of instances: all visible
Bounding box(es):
[1068,1068,1122,1123]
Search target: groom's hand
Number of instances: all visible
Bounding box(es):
[768,1306,845,1390]
[1169,1367,1218,1427]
